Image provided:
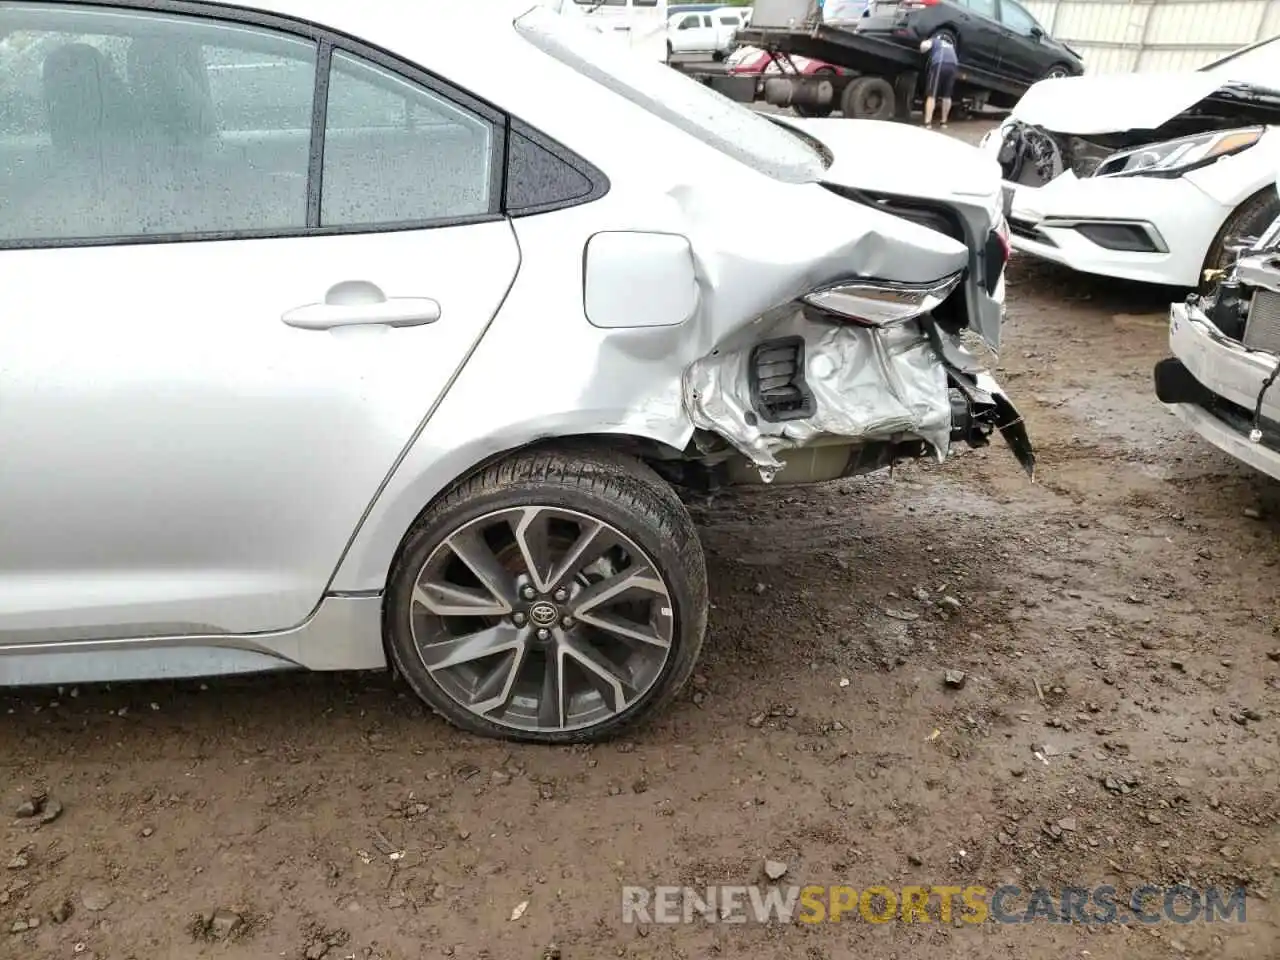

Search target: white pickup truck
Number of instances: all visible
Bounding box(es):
[668,6,748,59]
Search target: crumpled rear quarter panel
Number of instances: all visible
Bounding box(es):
[684,306,952,473]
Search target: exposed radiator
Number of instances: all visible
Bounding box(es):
[1244,288,1280,354]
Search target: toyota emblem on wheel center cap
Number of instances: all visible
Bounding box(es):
[528,601,559,627]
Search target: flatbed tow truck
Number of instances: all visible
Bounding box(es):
[673,0,1028,121]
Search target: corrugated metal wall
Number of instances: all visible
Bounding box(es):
[1023,0,1280,72]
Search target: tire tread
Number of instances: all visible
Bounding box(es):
[383,448,707,744]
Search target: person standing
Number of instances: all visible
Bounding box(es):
[919,33,958,129]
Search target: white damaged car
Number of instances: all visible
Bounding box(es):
[982,37,1280,288]
[0,0,1030,742]
[1155,184,1280,480]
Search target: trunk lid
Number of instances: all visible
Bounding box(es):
[777,116,1003,205]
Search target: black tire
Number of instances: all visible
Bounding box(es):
[931,28,959,55]
[1043,62,1072,80]
[1200,188,1280,294]
[841,75,895,120]
[795,66,837,118]
[384,449,708,744]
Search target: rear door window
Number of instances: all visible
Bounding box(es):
[320,50,495,227]
[999,0,1037,35]
[0,2,315,244]
[963,0,998,20]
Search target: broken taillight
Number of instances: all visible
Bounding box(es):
[803,273,963,327]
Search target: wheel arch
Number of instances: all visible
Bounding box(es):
[328,427,692,596]
[930,24,961,52]
[1195,182,1280,289]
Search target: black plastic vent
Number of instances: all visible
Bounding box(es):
[749,337,815,423]
[983,229,1008,292]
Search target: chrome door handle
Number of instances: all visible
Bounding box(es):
[282,299,441,330]
[282,280,440,330]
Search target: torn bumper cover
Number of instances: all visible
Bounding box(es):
[682,304,1036,481]
[1156,294,1280,482]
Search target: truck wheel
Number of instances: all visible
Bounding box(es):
[841,76,895,121]
[795,67,837,118]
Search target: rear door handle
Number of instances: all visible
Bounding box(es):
[281,280,440,330]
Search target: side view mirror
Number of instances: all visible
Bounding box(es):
[1029,25,1043,40]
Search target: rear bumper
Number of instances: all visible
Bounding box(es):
[1157,301,1280,480]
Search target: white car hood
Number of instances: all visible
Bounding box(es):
[1009,72,1241,134]
[775,117,1003,203]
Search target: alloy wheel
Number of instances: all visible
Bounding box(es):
[409,506,676,734]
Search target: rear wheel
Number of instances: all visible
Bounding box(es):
[841,75,895,120]
[384,450,708,743]
[1200,188,1280,294]
[931,28,959,55]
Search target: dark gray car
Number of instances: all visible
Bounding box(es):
[855,0,1084,83]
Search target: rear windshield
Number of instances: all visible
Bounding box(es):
[514,6,827,183]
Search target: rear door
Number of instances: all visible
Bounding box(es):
[0,2,519,643]
[953,0,1003,73]
[992,0,1046,81]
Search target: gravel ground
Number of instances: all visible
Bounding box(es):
[3,120,1278,960]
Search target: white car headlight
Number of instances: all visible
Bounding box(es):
[802,273,963,327]
[1096,127,1263,178]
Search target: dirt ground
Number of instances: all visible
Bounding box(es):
[3,120,1279,960]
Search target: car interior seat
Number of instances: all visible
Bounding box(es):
[126,37,217,144]
[41,42,133,154]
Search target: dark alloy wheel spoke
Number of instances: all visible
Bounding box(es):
[410,505,675,734]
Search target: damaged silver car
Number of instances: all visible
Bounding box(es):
[0,0,1031,742]
[1155,182,1280,480]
